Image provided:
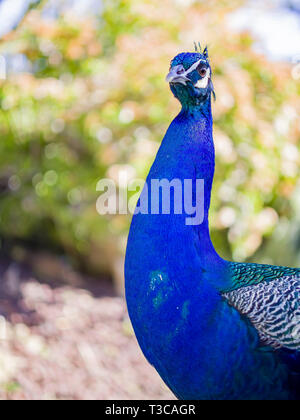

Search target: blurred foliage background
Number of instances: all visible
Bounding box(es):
[0,0,299,292]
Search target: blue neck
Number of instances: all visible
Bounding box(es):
[174,97,221,268]
[125,94,230,370]
[127,95,226,286]
[180,93,213,120]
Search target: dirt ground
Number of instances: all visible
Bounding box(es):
[0,260,174,400]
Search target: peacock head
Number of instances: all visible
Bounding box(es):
[166,45,215,108]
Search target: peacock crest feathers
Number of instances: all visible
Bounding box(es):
[193,41,209,59]
[170,43,210,69]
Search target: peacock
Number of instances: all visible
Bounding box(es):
[125,45,300,400]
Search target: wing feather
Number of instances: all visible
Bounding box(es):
[223,274,300,351]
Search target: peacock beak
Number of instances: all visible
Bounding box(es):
[166,66,189,85]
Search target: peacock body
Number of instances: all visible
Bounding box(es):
[125,48,300,400]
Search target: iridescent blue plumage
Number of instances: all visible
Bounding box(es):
[125,49,300,400]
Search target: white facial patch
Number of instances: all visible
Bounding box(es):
[194,67,211,89]
[184,59,207,76]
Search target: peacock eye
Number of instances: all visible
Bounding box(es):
[197,66,207,77]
